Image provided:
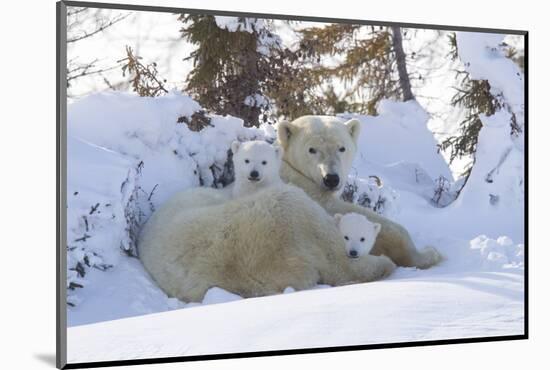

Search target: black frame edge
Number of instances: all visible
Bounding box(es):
[523,31,529,340]
[57,1,68,369]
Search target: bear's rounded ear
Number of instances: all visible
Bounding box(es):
[231,141,240,154]
[277,120,294,150]
[373,222,382,234]
[334,213,343,225]
[344,119,361,144]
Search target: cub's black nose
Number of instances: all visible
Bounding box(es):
[323,174,340,189]
[349,250,358,258]
[250,170,259,179]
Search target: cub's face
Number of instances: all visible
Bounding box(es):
[277,116,361,193]
[231,140,282,185]
[334,213,381,259]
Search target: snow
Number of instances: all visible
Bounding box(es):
[244,93,269,108]
[214,16,262,34]
[444,32,526,241]
[69,91,201,207]
[342,100,453,181]
[66,88,523,362]
[67,136,140,306]
[67,270,523,363]
[456,32,524,128]
[214,16,281,56]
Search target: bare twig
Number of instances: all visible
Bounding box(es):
[67,13,130,43]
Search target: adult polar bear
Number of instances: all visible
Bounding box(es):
[139,115,440,302]
[139,184,396,302]
[277,116,441,268]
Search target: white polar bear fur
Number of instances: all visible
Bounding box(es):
[231,140,283,198]
[139,183,395,302]
[335,212,381,258]
[277,115,442,268]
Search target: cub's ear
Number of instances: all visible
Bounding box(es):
[344,119,361,144]
[231,141,240,154]
[277,120,295,150]
[373,222,382,234]
[334,213,343,225]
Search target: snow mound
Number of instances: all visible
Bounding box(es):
[470,235,524,270]
[456,32,524,127]
[202,287,244,305]
[447,110,524,241]
[340,100,455,214]
[343,100,453,181]
[69,91,201,208]
[67,136,141,306]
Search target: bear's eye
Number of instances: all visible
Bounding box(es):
[262,161,267,165]
[344,236,349,240]
[244,159,250,164]
[309,147,317,154]
[339,147,346,152]
[360,237,365,242]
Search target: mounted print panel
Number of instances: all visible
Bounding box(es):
[57,1,527,368]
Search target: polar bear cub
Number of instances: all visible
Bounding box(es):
[334,212,382,259]
[231,140,283,198]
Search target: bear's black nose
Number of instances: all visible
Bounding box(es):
[250,170,259,178]
[323,174,340,189]
[349,250,358,258]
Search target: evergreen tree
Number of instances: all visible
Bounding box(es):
[179,15,281,127]
[440,33,505,181]
[440,32,523,189]
[282,24,415,116]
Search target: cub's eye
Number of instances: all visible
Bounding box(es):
[344,236,349,240]
[244,159,250,164]
[309,147,317,154]
[360,237,365,242]
[262,161,267,165]
[339,147,346,152]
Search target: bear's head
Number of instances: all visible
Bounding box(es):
[334,212,381,259]
[277,116,361,193]
[231,140,283,185]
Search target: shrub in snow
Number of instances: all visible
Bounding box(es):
[341,176,398,216]
[67,137,143,306]
[431,175,458,207]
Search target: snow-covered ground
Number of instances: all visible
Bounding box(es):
[67,270,523,363]
[65,31,524,364]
